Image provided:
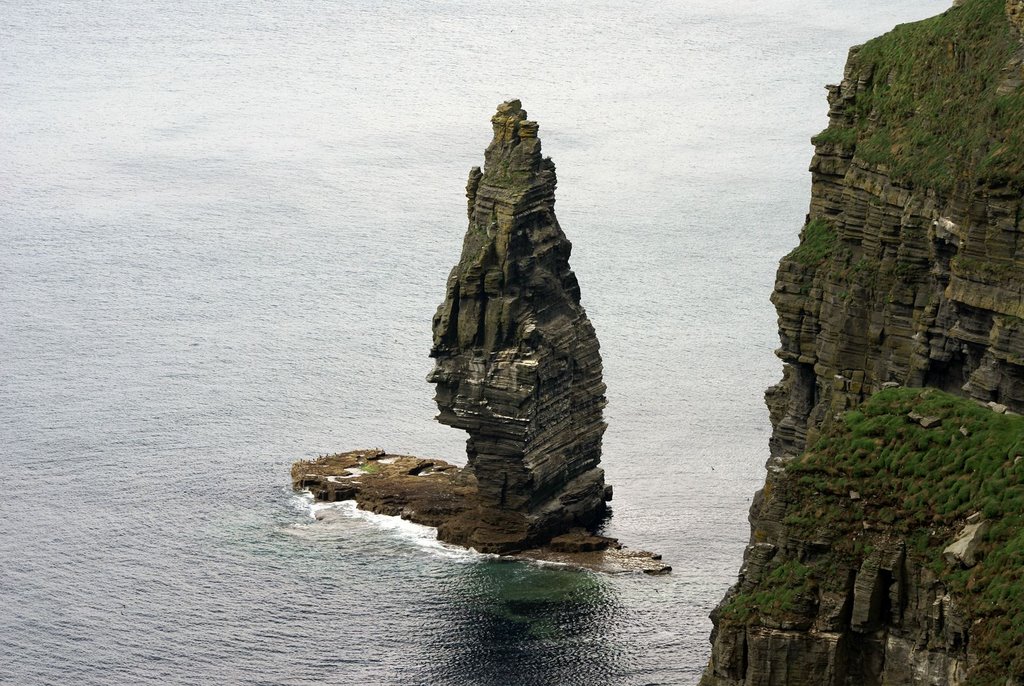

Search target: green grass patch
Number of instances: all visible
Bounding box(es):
[814,0,1023,192]
[786,218,837,266]
[773,388,1024,682]
[720,559,817,623]
[811,126,859,148]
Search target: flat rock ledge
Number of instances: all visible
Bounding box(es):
[292,449,670,575]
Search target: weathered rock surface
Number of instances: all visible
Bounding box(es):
[766,4,1024,461]
[942,517,989,569]
[293,450,669,574]
[703,455,975,686]
[291,102,666,572]
[292,449,475,526]
[705,1,1024,683]
[427,99,610,552]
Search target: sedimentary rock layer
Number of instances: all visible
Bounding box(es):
[767,0,1024,460]
[705,1,1024,683]
[427,100,609,552]
[291,102,637,562]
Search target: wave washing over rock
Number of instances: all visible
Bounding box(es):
[703,1,1024,684]
[292,102,667,574]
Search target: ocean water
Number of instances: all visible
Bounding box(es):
[1,1,943,684]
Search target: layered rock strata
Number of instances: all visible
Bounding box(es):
[705,0,1024,683]
[427,99,610,552]
[767,0,1024,460]
[292,102,664,570]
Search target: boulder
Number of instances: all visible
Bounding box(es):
[943,519,990,569]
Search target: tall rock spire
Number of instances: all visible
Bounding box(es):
[428,100,609,551]
[294,100,665,569]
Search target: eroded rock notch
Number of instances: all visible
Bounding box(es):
[428,99,610,552]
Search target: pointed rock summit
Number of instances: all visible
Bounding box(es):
[428,100,610,551]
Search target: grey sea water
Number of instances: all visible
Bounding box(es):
[2,1,943,684]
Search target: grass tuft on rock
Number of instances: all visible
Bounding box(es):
[785,218,837,266]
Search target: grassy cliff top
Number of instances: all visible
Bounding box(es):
[814,0,1024,193]
[723,387,1024,681]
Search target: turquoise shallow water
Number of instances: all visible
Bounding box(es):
[1,1,942,683]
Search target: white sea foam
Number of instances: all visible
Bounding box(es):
[291,492,488,563]
[325,468,362,482]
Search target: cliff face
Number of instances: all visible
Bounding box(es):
[705,1,1024,683]
[768,0,1024,460]
[704,387,1024,686]
[427,100,609,552]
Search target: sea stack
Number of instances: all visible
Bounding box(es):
[428,99,610,552]
[293,102,666,571]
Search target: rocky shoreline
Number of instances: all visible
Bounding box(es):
[292,450,670,574]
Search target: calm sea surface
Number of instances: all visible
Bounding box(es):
[2,1,943,684]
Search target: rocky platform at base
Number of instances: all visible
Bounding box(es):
[292,449,670,575]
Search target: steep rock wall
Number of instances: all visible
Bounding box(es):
[705,1,1024,683]
[428,100,609,552]
[769,0,1024,459]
